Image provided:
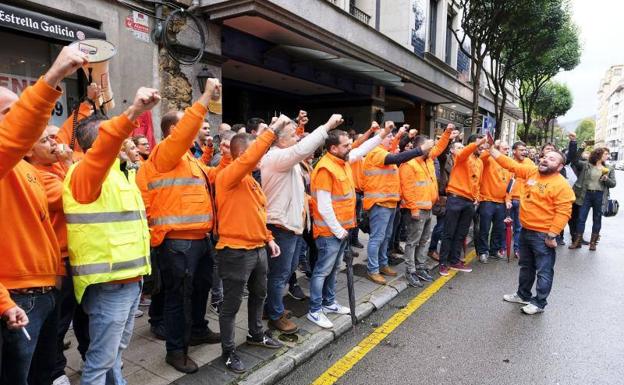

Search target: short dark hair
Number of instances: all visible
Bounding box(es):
[75,113,105,151]
[325,130,348,150]
[132,134,147,146]
[220,130,236,142]
[230,133,254,159]
[540,142,555,152]
[589,147,608,165]
[467,134,483,144]
[232,123,245,132]
[512,141,526,150]
[246,118,265,134]
[161,110,180,138]
[398,136,412,152]
[412,135,427,150]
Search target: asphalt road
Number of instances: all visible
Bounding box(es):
[277,171,624,385]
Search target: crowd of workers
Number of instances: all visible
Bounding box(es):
[0,46,617,385]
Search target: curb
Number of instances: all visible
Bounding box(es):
[237,278,410,385]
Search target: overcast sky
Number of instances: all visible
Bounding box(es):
[555,0,624,124]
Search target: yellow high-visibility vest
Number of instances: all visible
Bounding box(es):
[63,158,151,303]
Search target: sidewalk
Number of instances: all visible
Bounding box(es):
[62,234,449,385]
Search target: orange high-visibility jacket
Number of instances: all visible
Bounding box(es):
[362,146,400,210]
[137,103,223,247]
[446,142,483,201]
[479,151,511,203]
[510,157,535,200]
[311,153,357,238]
[399,128,452,215]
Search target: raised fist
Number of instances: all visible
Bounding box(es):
[325,114,344,130]
[44,46,88,88]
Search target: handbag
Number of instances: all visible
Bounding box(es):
[604,198,619,217]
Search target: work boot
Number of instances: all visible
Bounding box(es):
[166,351,198,374]
[367,272,386,285]
[189,327,221,346]
[352,240,365,249]
[589,233,600,251]
[268,313,298,334]
[568,234,582,249]
[380,266,398,277]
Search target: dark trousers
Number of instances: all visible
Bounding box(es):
[53,259,90,380]
[218,247,268,353]
[159,238,214,353]
[350,191,363,244]
[568,203,581,238]
[148,247,164,328]
[1,290,57,385]
[511,200,521,252]
[477,201,505,256]
[439,195,475,266]
[577,191,604,235]
[388,206,404,251]
[429,213,445,252]
[517,229,556,309]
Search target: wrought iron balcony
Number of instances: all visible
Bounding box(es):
[349,4,371,25]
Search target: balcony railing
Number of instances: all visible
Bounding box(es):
[349,4,371,25]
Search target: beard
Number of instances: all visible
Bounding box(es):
[538,163,559,175]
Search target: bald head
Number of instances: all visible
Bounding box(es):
[0,87,18,121]
[218,123,231,134]
[230,133,253,159]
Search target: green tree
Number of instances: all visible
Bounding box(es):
[533,81,573,143]
[576,118,596,143]
[517,9,581,142]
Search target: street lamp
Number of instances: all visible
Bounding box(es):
[196,67,214,92]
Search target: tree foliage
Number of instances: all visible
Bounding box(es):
[575,118,596,144]
[533,81,573,142]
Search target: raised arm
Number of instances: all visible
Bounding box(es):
[151,79,220,173]
[488,147,537,179]
[352,122,378,149]
[429,125,456,159]
[0,46,86,179]
[71,88,160,203]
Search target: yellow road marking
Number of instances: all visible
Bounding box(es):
[311,251,477,385]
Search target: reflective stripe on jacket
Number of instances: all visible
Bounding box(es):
[63,159,151,303]
[311,153,357,238]
[137,152,214,247]
[362,146,400,210]
[399,157,438,214]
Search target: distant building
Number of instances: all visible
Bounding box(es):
[596,65,624,148]
[605,80,624,160]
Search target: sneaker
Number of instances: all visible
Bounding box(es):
[489,251,503,260]
[387,255,404,266]
[288,284,307,300]
[479,253,489,264]
[189,327,221,346]
[449,262,472,272]
[268,314,298,334]
[439,265,449,276]
[514,250,520,259]
[405,272,423,287]
[53,375,71,385]
[352,240,365,249]
[139,296,152,307]
[209,301,222,315]
[415,269,433,282]
[222,351,245,374]
[150,323,166,340]
[307,311,333,329]
[134,309,144,318]
[322,302,350,315]
[246,332,283,349]
[503,293,530,305]
[166,351,198,374]
[521,303,544,315]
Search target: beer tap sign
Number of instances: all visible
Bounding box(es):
[69,38,116,113]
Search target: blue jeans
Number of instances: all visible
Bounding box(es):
[266,225,302,320]
[159,238,214,352]
[81,281,141,385]
[511,200,521,252]
[429,213,445,252]
[577,190,604,235]
[309,236,347,313]
[1,290,57,385]
[517,229,556,309]
[367,204,397,273]
[477,201,505,256]
[439,195,475,266]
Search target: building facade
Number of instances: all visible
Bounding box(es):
[605,80,624,160]
[596,64,624,148]
[1,0,520,142]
